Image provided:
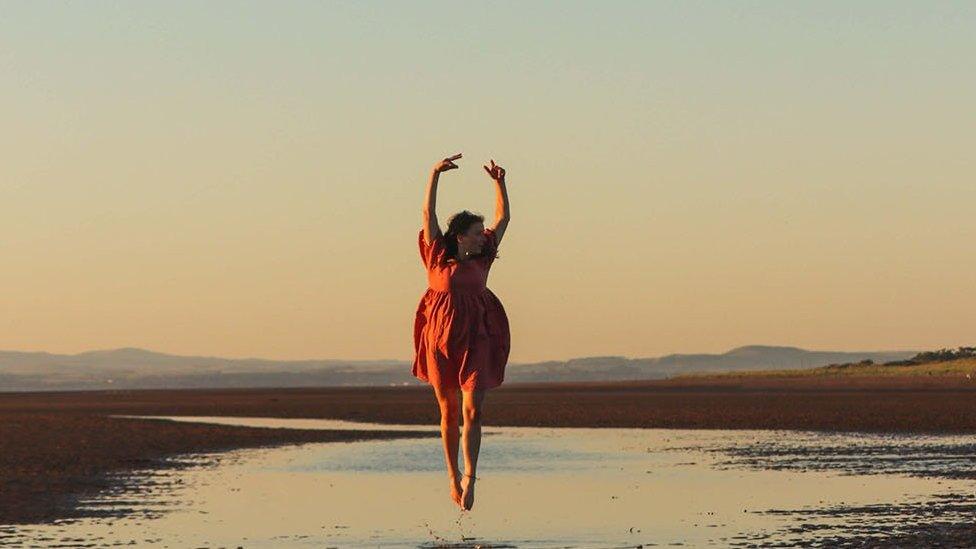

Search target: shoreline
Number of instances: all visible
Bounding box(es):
[0,413,437,525]
[4,376,976,527]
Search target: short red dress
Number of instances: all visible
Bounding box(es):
[413,227,511,391]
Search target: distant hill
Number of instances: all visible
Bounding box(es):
[676,347,976,379]
[0,345,919,392]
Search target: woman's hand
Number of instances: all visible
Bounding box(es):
[432,153,462,175]
[483,159,506,182]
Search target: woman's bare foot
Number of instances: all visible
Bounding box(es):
[449,475,463,509]
[460,473,476,511]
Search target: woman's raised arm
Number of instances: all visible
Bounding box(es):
[423,153,461,245]
[484,159,510,246]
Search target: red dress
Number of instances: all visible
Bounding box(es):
[413,227,511,391]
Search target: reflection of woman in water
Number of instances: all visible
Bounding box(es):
[413,152,511,511]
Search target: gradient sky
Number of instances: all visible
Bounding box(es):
[2,1,974,362]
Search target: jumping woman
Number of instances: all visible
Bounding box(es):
[412,152,511,511]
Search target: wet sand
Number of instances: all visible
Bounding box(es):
[4,375,976,432]
[4,375,976,530]
[0,413,437,524]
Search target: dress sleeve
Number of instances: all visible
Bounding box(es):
[418,229,446,270]
[480,228,499,270]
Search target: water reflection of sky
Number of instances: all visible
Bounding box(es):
[4,416,976,548]
[273,431,633,475]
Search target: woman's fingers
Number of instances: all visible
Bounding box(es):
[434,154,461,173]
[438,154,502,177]
[484,161,505,180]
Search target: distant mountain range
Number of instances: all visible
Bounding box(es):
[0,346,919,392]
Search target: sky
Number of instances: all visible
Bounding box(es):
[1,1,974,362]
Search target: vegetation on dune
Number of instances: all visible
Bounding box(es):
[885,346,976,365]
[677,347,976,379]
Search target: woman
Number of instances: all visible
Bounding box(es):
[413,152,511,512]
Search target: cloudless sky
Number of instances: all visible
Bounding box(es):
[2,1,974,361]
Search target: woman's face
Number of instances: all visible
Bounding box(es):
[457,222,486,255]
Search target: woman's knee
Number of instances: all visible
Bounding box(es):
[462,404,482,424]
[461,388,486,424]
[439,402,460,422]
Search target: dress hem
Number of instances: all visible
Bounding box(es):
[412,373,503,391]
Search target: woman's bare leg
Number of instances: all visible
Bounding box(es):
[460,387,486,511]
[433,384,463,508]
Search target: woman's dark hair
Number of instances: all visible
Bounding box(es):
[443,210,500,262]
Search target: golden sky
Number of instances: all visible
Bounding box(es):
[2,2,974,361]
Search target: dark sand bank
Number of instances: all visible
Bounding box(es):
[0,413,437,524]
[4,375,976,432]
[4,375,976,527]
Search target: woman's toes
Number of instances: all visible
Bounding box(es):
[450,479,463,507]
[461,476,476,511]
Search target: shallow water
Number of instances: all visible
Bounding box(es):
[4,416,976,547]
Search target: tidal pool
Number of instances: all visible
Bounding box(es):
[4,416,975,547]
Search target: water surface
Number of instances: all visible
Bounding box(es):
[4,416,974,547]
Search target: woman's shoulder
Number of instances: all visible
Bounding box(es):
[419,228,451,269]
[419,228,443,244]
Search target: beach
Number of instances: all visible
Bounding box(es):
[4,375,976,431]
[4,375,976,533]
[0,413,437,524]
